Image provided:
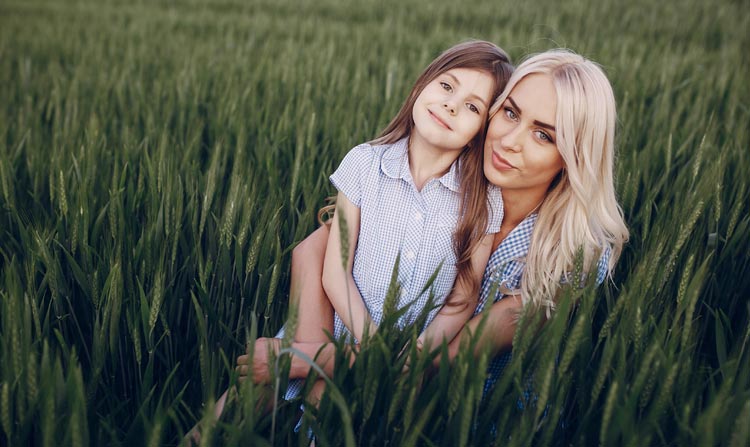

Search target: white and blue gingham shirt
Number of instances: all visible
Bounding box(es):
[330,137,503,340]
[282,137,502,400]
[477,212,611,391]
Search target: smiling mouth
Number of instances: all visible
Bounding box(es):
[428,110,452,130]
[492,151,516,170]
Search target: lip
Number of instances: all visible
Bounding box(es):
[492,151,516,171]
[428,110,452,130]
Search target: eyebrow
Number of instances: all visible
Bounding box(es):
[507,96,556,131]
[444,73,489,108]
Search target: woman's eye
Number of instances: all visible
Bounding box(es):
[467,103,479,114]
[535,130,554,143]
[440,82,452,92]
[504,107,517,120]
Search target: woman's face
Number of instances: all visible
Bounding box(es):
[483,73,565,203]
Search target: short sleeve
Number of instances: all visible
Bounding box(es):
[486,185,504,234]
[329,143,375,207]
[595,244,612,285]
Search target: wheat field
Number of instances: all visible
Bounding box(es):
[1,0,748,445]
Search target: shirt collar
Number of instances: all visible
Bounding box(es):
[380,137,461,193]
[489,212,538,266]
[380,137,410,180]
[438,158,461,192]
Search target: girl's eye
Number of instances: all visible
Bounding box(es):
[440,82,453,92]
[504,107,517,121]
[535,130,554,144]
[467,103,480,114]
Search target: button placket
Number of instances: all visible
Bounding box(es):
[399,191,426,302]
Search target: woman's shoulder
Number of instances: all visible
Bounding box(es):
[487,184,504,232]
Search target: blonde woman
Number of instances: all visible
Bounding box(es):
[238,49,628,398]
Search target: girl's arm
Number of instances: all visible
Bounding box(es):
[322,191,377,342]
[417,233,494,350]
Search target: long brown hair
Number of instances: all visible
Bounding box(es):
[372,40,513,306]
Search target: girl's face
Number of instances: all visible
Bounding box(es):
[411,68,495,152]
[483,73,565,201]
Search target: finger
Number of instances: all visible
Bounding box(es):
[236,354,248,365]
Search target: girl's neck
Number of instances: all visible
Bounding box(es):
[407,134,461,191]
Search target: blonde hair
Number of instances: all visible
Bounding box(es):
[489,50,629,314]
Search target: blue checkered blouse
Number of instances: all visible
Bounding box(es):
[329,138,503,341]
[282,137,503,400]
[476,212,612,392]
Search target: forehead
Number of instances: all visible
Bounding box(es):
[507,74,557,125]
[438,68,495,95]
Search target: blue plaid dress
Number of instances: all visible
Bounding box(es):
[476,213,611,393]
[281,137,503,400]
[328,138,502,340]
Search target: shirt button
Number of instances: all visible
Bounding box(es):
[405,250,415,260]
[414,212,423,221]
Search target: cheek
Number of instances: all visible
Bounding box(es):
[458,114,482,137]
[486,115,512,141]
[485,117,502,137]
[469,115,485,134]
[413,88,429,107]
[532,151,564,179]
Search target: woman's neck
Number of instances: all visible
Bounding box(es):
[501,189,546,229]
[407,134,461,191]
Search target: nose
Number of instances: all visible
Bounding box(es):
[497,124,524,152]
[442,101,456,115]
[500,125,522,152]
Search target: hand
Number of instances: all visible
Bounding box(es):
[401,339,424,374]
[236,337,281,384]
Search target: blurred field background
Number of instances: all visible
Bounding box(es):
[1,0,749,445]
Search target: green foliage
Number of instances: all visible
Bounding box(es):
[1,0,748,445]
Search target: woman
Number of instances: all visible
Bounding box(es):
[237,49,628,399]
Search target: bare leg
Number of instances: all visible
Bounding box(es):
[290,225,333,343]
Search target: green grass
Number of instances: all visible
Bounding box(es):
[1,0,748,445]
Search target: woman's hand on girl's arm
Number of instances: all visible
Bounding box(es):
[321,191,377,342]
[236,337,281,384]
[236,338,358,383]
[440,293,524,365]
[418,233,495,350]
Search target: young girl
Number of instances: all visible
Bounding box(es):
[192,44,513,432]
[240,40,511,410]
[313,40,512,355]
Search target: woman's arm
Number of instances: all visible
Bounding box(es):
[237,337,355,383]
[322,191,377,341]
[417,233,495,350]
[442,293,524,363]
[238,294,522,384]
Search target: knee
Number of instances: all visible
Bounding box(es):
[292,229,327,272]
[292,238,317,269]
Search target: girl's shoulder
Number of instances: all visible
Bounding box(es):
[339,138,408,169]
[357,137,408,157]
